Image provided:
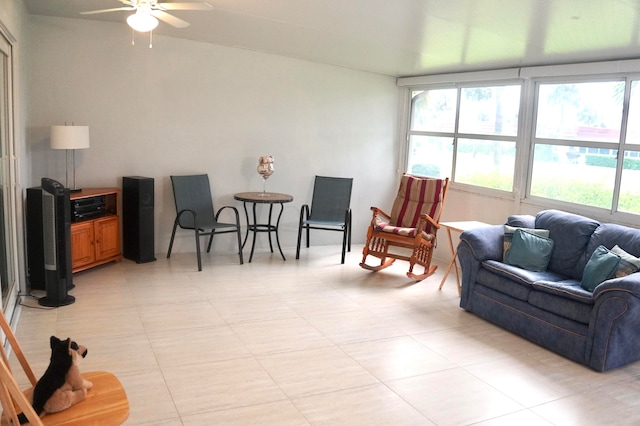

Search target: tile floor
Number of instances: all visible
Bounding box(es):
[10,245,640,425]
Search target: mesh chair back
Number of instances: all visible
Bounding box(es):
[309,176,353,223]
[390,174,445,232]
[171,174,216,229]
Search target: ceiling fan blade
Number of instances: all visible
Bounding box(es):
[80,7,134,15]
[151,10,190,28]
[158,2,213,11]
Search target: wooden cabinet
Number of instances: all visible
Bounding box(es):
[70,188,121,273]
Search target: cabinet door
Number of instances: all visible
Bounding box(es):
[71,221,95,269]
[95,216,120,261]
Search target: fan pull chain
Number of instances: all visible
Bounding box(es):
[130,29,154,48]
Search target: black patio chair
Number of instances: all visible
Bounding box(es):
[296,176,353,264]
[167,174,243,271]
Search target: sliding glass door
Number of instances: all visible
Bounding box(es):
[0,29,18,311]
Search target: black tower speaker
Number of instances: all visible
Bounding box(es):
[26,187,45,290]
[122,176,156,263]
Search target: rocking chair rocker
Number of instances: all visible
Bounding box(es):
[359,174,449,281]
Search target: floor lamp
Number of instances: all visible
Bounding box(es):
[50,125,90,192]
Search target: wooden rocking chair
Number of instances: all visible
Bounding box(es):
[0,310,129,425]
[359,174,449,281]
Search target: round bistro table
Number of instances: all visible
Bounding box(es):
[233,192,294,262]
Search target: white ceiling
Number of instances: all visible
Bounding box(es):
[23,0,640,77]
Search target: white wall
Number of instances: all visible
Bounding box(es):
[27,16,401,256]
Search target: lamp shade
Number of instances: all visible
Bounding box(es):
[50,125,90,150]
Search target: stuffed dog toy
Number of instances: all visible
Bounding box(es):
[18,336,92,423]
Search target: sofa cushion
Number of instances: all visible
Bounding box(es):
[531,280,594,304]
[473,284,589,341]
[611,245,640,278]
[528,289,593,324]
[503,225,550,259]
[477,265,531,301]
[580,245,620,292]
[481,260,566,301]
[535,210,600,279]
[505,229,554,272]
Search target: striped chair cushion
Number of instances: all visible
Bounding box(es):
[374,216,435,240]
[389,175,444,232]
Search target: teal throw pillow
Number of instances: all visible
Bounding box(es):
[611,245,640,278]
[503,225,550,260]
[580,245,621,292]
[504,228,555,272]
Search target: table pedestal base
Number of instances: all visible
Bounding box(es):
[234,192,293,262]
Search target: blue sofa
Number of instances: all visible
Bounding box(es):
[458,209,640,371]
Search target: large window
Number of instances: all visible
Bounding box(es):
[403,67,640,217]
[407,84,521,191]
[531,80,640,213]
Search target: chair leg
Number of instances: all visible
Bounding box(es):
[296,206,308,260]
[296,224,303,260]
[347,210,352,252]
[360,238,370,266]
[206,232,215,253]
[194,229,202,272]
[166,219,179,259]
[236,226,244,264]
[341,228,347,264]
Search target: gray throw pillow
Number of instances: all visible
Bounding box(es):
[503,225,550,260]
[581,245,621,292]
[504,228,555,272]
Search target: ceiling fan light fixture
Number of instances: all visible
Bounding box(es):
[127,10,159,32]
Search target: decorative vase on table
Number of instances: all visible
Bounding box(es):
[257,156,274,195]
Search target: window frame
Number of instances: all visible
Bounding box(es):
[399,62,640,221]
[526,75,638,215]
[404,79,524,198]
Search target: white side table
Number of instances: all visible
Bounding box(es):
[439,221,492,295]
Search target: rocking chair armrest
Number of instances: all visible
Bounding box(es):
[369,206,391,221]
[418,213,440,231]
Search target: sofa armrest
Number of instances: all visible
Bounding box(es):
[593,272,640,299]
[458,225,504,310]
[588,272,640,370]
[459,225,504,262]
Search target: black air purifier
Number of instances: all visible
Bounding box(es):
[38,178,75,307]
[26,187,46,290]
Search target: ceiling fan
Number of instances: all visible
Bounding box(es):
[81,1,213,32]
